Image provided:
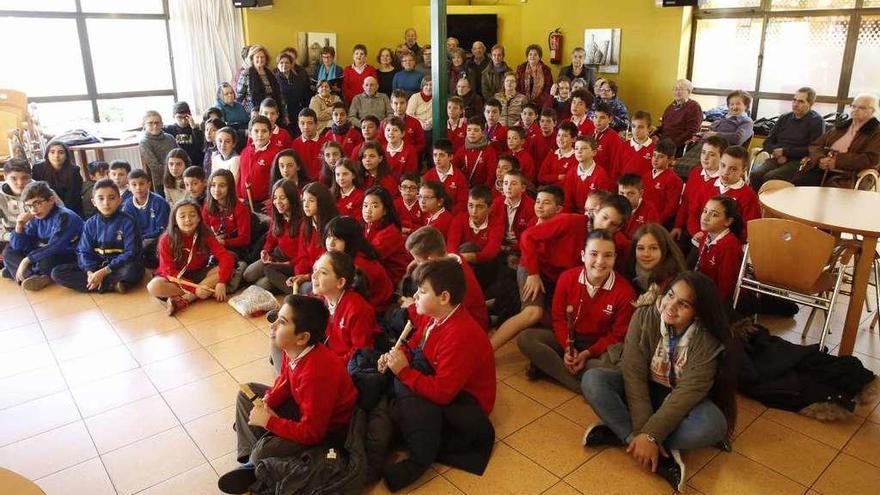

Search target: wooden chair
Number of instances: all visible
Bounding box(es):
[746,147,769,184]
[733,218,846,350]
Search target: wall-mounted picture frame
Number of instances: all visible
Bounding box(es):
[583,28,621,74]
[299,32,337,73]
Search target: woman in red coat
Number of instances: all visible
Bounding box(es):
[515,44,553,106]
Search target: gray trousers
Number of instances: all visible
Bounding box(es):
[749,157,799,191]
[234,382,307,464]
[516,328,601,392]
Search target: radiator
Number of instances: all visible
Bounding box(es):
[75,144,143,170]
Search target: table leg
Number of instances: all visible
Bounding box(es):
[840,236,877,355]
[75,150,88,181]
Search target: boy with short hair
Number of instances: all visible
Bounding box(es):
[122,169,170,269]
[492,169,535,254]
[325,102,363,158]
[182,166,207,206]
[483,98,508,154]
[538,121,577,187]
[452,116,498,188]
[3,181,84,291]
[490,154,519,201]
[259,98,294,150]
[423,139,468,211]
[618,173,660,237]
[108,160,132,201]
[379,258,496,492]
[384,116,420,178]
[51,179,143,293]
[520,103,540,139]
[644,138,683,227]
[592,102,627,181]
[164,101,205,167]
[506,126,536,183]
[348,115,380,160]
[695,145,760,236]
[446,96,468,153]
[564,135,615,213]
[672,135,728,245]
[566,89,595,137]
[529,108,559,167]
[240,115,284,204]
[381,89,425,154]
[446,185,505,290]
[394,172,424,235]
[0,158,32,243]
[290,108,324,180]
[81,160,109,218]
[219,295,357,493]
[620,110,655,180]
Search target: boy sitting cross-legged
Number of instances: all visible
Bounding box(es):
[122,169,170,270]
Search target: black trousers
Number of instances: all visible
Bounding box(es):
[2,246,74,278]
[51,261,144,293]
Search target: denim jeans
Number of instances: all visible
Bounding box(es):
[580,367,728,450]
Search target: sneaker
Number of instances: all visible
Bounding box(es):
[656,448,686,492]
[227,261,247,292]
[1,267,11,279]
[21,274,51,291]
[525,363,547,381]
[166,295,189,316]
[217,464,257,494]
[582,422,624,447]
[115,281,128,294]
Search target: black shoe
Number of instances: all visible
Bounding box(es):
[656,449,686,492]
[218,464,257,494]
[582,423,624,447]
[525,363,547,381]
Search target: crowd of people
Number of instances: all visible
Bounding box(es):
[1,27,879,494]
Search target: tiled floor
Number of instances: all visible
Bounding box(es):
[2,278,880,495]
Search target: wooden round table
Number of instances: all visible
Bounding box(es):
[760,186,880,355]
[0,468,45,494]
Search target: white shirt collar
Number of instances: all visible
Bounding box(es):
[428,207,447,222]
[701,167,720,181]
[386,141,404,155]
[469,216,489,233]
[577,162,596,180]
[505,196,522,210]
[705,228,731,247]
[301,134,319,143]
[288,344,315,372]
[715,177,745,194]
[570,114,588,126]
[578,269,616,297]
[629,137,651,151]
[340,186,356,198]
[253,140,270,152]
[652,167,667,179]
[435,165,454,182]
[555,148,575,159]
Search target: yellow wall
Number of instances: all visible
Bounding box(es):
[242,0,691,118]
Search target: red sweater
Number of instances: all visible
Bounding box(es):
[538,148,577,187]
[424,209,454,238]
[155,231,234,289]
[335,188,365,218]
[529,131,558,170]
[384,142,419,179]
[342,64,377,105]
[294,224,326,275]
[395,197,424,234]
[491,195,536,251]
[291,135,325,183]
[201,201,252,250]
[593,127,627,182]
[238,142,283,203]
[406,253,489,331]
[452,144,498,188]
[263,218,299,260]
[623,200,661,238]
[644,168,684,225]
[566,115,595,137]
[398,306,496,414]
[563,164,615,213]
[620,141,655,184]
[422,166,469,213]
[447,119,467,153]
[364,221,411,285]
[325,126,363,158]
[511,148,537,184]
[446,213,505,263]
[263,344,357,445]
[354,254,393,311]
[270,125,294,150]
[675,166,716,235]
[323,290,380,362]
[363,173,398,198]
[485,123,508,154]
[520,213,589,280]
[552,268,635,356]
[696,231,743,300]
[380,114,425,154]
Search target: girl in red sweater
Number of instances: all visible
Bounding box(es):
[324,215,394,312]
[148,199,233,315]
[285,182,338,293]
[330,158,364,218]
[317,140,343,188]
[623,223,687,297]
[244,179,302,293]
[418,180,453,238]
[311,251,381,362]
[201,169,251,260]
[694,195,744,301]
[269,149,310,193]
[363,185,412,285]
[359,141,399,196]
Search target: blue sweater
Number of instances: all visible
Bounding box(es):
[392,69,425,97]
[217,100,250,129]
[122,192,170,240]
[78,209,142,271]
[10,205,83,263]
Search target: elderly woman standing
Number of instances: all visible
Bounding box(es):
[495,72,529,128]
[655,79,703,153]
[793,93,880,187]
[237,45,285,119]
[516,44,554,105]
[555,47,597,95]
[275,50,310,132]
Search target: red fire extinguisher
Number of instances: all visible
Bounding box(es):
[548,28,563,65]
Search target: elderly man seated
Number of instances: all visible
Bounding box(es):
[792,93,880,188]
[348,76,392,126]
[749,87,826,191]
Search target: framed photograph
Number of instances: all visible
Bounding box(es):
[583,28,621,74]
[301,32,337,73]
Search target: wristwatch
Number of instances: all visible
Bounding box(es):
[645,434,658,444]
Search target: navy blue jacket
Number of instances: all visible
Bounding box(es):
[10,204,83,263]
[122,192,170,240]
[78,208,142,272]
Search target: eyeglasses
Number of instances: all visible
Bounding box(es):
[852,105,873,111]
[417,195,436,200]
[400,185,419,191]
[24,199,47,210]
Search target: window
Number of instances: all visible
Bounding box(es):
[690,1,880,117]
[0,1,175,132]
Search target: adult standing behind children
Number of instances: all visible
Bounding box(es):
[275,50,311,135]
[216,83,250,130]
[342,44,378,106]
[515,44,553,106]
[138,110,177,197]
[237,45,286,120]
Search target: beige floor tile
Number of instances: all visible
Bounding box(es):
[690,452,806,495]
[58,344,139,386]
[48,324,122,362]
[31,292,98,321]
[0,304,37,330]
[851,331,880,358]
[0,364,67,410]
[23,282,74,305]
[95,290,166,322]
[40,308,111,341]
[410,475,465,494]
[871,401,880,424]
[733,397,763,439]
[734,416,837,486]
[173,300,239,326]
[0,341,56,379]
[84,395,180,454]
[227,356,276,385]
[185,314,255,346]
[680,447,720,481]
[139,462,221,495]
[0,322,44,352]
[162,372,238,423]
[184,406,237,460]
[364,468,439,495]
[854,352,880,375]
[111,309,183,343]
[489,382,549,439]
[126,327,202,365]
[762,407,864,450]
[142,348,225,392]
[843,421,880,469]
[505,411,599,478]
[101,426,206,495]
[564,447,672,495]
[70,368,157,417]
[504,372,577,409]
[813,453,880,495]
[494,340,530,380]
[541,482,583,495]
[0,391,80,446]
[736,394,768,415]
[208,451,240,477]
[554,395,601,429]
[0,421,97,479]
[205,331,270,369]
[445,442,557,495]
[34,457,116,495]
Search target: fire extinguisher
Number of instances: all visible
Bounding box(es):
[548,28,563,65]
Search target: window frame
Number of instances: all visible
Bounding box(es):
[0,0,176,123]
[688,0,880,116]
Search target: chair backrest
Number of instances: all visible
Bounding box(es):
[746,218,836,293]
[0,89,27,120]
[758,179,794,195]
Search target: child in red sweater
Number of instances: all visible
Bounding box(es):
[348,115,380,161]
[618,173,660,238]
[446,96,468,153]
[202,169,251,262]
[492,169,536,255]
[379,258,496,491]
[529,108,559,167]
[422,139,468,213]
[672,135,727,248]
[147,199,233,315]
[506,126,536,183]
[330,158,364,218]
[592,102,627,182]
[324,102,363,158]
[283,182,338,293]
[452,117,498,187]
[244,179,301,293]
[643,138,683,227]
[324,215,393,312]
[363,186,411,285]
[539,121,578,187]
[419,180,454,238]
[520,103,540,140]
[695,145,761,239]
[395,173,424,235]
[566,89,596,137]
[316,140,343,187]
[483,98,508,154]
[383,117,419,179]
[238,116,282,206]
[694,195,744,301]
[619,110,655,181]
[359,140,398,195]
[381,89,426,154]
[564,135,615,213]
[269,149,310,196]
[446,185,505,291]
[291,108,325,181]
[260,98,293,150]
[517,229,636,392]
